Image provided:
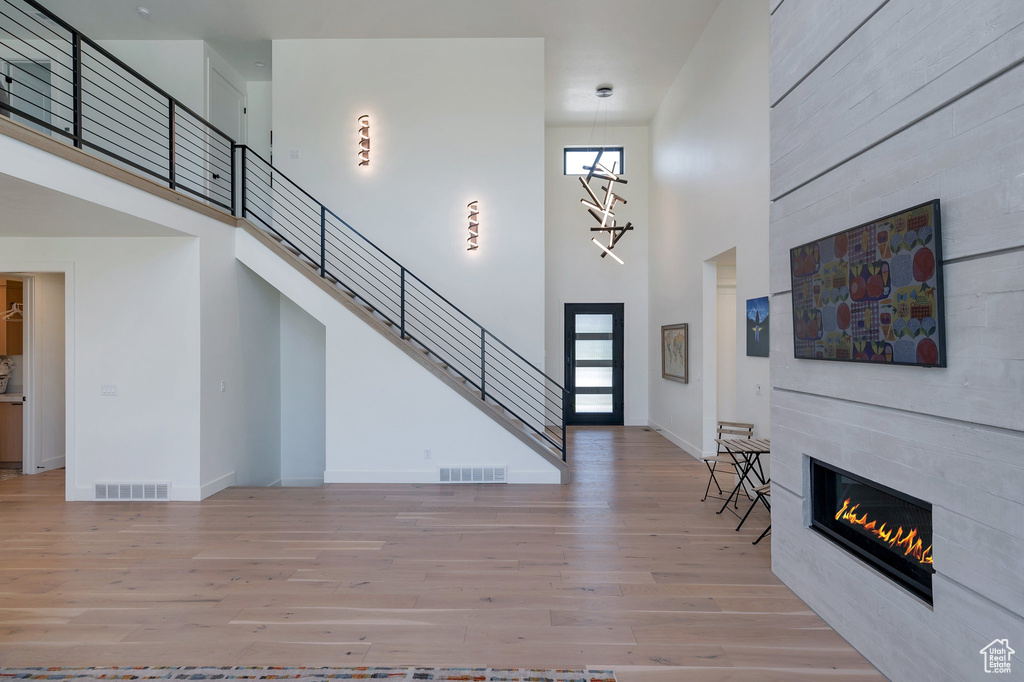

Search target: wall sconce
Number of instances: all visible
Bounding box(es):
[357,115,370,166]
[467,201,480,251]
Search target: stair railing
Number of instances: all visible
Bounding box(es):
[0,0,234,212]
[0,0,567,460]
[240,146,567,459]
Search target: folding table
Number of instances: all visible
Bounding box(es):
[712,437,770,518]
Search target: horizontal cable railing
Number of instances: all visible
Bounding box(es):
[0,0,567,461]
[240,146,567,459]
[0,0,234,212]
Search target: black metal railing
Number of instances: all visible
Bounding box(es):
[240,146,567,458]
[0,0,234,211]
[0,0,568,460]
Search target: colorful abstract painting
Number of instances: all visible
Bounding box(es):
[790,200,945,367]
[746,296,770,357]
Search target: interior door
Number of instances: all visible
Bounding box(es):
[2,60,52,135]
[206,64,245,206]
[208,65,245,144]
[565,303,624,425]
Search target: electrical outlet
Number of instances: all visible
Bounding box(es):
[219,380,227,393]
[289,149,300,159]
[424,449,432,460]
[101,384,117,396]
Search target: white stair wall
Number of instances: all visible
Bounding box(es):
[236,229,562,484]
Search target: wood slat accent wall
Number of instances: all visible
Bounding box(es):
[769,0,1024,679]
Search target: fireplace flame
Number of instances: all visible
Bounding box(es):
[835,498,933,565]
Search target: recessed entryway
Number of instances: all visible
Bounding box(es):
[0,272,66,478]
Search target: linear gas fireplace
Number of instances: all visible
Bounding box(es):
[810,460,934,603]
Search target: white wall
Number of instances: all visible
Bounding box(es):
[544,126,649,424]
[279,294,326,485]
[221,262,281,487]
[0,132,287,499]
[246,80,273,160]
[770,0,1024,679]
[648,0,770,457]
[98,41,207,114]
[237,229,560,484]
[272,38,546,364]
[0,235,203,499]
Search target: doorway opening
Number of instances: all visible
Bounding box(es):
[0,58,54,137]
[0,273,66,480]
[564,303,624,425]
[700,248,737,455]
[716,252,738,424]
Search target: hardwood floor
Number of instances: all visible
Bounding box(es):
[0,427,883,681]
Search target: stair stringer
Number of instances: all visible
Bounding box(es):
[235,222,569,484]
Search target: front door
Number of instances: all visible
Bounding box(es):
[565,303,624,425]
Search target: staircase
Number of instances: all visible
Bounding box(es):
[0,0,569,480]
[238,147,569,478]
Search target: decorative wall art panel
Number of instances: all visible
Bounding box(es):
[790,200,945,367]
[746,296,770,358]
[661,323,688,383]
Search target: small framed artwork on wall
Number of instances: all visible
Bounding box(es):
[661,323,688,383]
[746,296,770,357]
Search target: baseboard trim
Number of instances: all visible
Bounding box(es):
[280,478,324,487]
[324,469,560,485]
[200,471,236,499]
[647,420,703,460]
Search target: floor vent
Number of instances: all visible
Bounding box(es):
[438,467,507,484]
[94,482,170,501]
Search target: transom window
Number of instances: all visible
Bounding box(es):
[563,146,624,176]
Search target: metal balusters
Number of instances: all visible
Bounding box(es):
[400,268,406,339]
[320,205,327,278]
[480,329,487,400]
[71,31,82,148]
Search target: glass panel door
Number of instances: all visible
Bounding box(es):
[565,303,623,425]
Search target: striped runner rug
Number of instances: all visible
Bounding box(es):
[0,668,617,681]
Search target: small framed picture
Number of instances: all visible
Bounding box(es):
[746,296,770,358]
[661,323,688,384]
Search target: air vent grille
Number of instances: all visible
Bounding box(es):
[94,482,170,501]
[438,467,507,484]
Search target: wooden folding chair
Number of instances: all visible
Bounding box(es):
[737,483,771,545]
[701,421,754,504]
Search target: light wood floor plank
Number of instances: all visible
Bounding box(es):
[0,426,882,679]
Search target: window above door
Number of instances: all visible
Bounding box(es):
[563,147,624,175]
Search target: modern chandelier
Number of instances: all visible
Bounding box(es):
[578,86,634,265]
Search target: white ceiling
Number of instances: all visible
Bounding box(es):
[37,0,722,126]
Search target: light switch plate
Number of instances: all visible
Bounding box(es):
[101,384,117,396]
